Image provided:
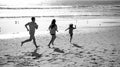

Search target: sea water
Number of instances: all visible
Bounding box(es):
[0,1,120,39]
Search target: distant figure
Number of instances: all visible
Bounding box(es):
[15,21,19,24]
[48,19,58,48]
[15,21,17,24]
[65,24,76,43]
[21,17,39,48]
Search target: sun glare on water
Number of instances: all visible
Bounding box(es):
[0,0,56,7]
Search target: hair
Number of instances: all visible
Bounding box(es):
[31,17,35,21]
[69,24,73,28]
[50,19,56,29]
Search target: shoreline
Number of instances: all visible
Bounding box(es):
[0,25,119,39]
[0,18,120,39]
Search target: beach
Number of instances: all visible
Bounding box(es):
[0,18,120,67]
[1,0,120,67]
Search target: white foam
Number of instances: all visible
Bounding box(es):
[0,32,29,39]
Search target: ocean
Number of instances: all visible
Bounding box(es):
[0,1,120,18]
[0,1,120,39]
[0,5,120,18]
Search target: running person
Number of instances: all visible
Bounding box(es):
[21,17,39,48]
[65,24,76,43]
[48,19,58,48]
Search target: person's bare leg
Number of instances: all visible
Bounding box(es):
[33,36,38,48]
[21,38,32,46]
[52,35,56,45]
[48,35,54,48]
[70,36,71,43]
[48,40,52,48]
[70,34,73,43]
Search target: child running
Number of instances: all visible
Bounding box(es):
[48,19,58,48]
[21,17,39,49]
[65,24,76,43]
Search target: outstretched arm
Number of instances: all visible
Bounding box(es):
[65,28,69,31]
[74,25,76,29]
[25,23,29,31]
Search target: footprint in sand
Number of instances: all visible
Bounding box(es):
[23,49,42,59]
[0,57,7,65]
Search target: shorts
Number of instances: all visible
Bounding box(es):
[29,32,35,39]
[51,34,55,35]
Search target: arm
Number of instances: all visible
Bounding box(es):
[48,25,51,31]
[25,23,29,31]
[74,25,76,29]
[35,23,38,29]
[56,25,58,32]
[65,28,69,31]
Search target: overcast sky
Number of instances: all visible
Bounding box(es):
[0,0,119,6]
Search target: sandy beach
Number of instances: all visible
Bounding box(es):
[0,0,120,67]
[0,18,120,67]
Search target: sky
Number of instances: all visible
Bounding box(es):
[0,0,120,7]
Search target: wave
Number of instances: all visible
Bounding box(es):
[0,5,120,19]
[0,14,120,19]
[0,6,72,10]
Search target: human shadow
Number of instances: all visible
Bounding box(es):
[31,48,42,59]
[72,43,83,49]
[53,48,64,53]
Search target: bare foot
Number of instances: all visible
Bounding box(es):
[21,42,23,46]
[48,44,51,48]
[36,46,39,49]
[52,43,54,45]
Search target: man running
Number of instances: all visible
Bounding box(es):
[21,17,39,48]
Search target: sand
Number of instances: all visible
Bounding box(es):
[0,19,120,67]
